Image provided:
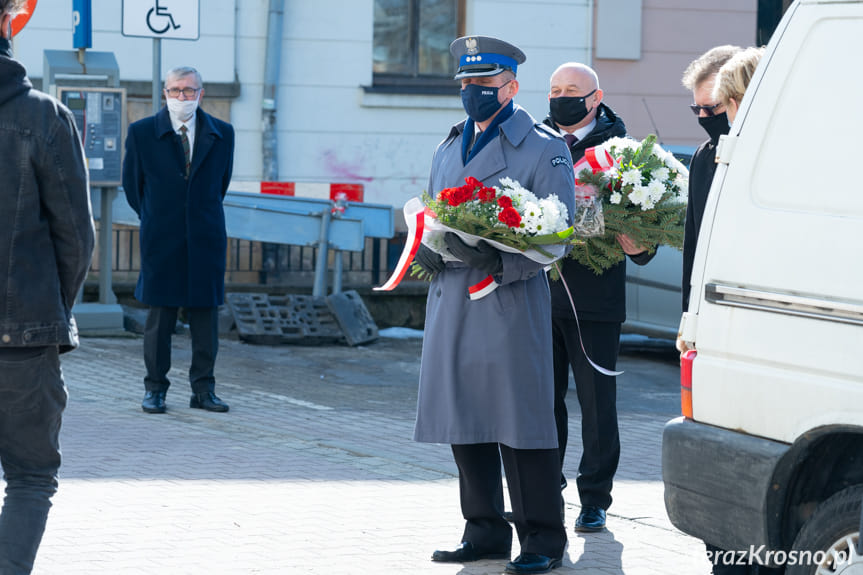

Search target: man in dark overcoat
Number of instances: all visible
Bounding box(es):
[542,63,654,534]
[122,66,234,414]
[412,36,575,575]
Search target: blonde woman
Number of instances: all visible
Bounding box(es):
[714,46,765,123]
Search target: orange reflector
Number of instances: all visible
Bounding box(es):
[680,349,696,419]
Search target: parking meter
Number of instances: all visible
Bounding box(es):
[56,87,126,187]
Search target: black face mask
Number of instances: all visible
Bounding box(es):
[698,112,730,143]
[461,82,508,123]
[549,90,596,127]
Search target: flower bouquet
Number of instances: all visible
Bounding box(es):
[570,134,688,274]
[375,176,577,300]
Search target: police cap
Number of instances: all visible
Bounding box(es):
[450,35,526,80]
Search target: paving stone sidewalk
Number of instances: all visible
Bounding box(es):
[22,333,712,574]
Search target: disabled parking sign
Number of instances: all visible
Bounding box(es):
[122,0,199,40]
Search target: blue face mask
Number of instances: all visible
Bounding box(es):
[461,81,509,122]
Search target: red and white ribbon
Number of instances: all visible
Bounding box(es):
[374,198,426,292]
[573,146,616,183]
[375,198,502,300]
[468,275,498,300]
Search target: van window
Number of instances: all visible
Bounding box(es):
[751,17,863,217]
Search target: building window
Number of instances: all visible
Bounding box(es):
[371,0,464,94]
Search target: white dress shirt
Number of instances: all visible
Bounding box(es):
[170,113,196,163]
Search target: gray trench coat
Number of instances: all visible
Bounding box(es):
[414,106,576,449]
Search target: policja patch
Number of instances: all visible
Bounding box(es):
[551,155,570,167]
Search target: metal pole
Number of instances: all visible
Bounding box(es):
[332,251,342,294]
[152,38,161,115]
[312,210,331,298]
[261,0,284,283]
[98,188,117,304]
[262,0,284,181]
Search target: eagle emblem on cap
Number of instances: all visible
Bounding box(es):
[465,37,479,55]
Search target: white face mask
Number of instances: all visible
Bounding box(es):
[167,97,199,122]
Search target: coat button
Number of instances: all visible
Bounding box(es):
[1,334,10,343]
[436,288,442,297]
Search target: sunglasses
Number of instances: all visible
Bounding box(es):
[689,103,722,116]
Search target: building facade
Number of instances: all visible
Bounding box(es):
[16,0,761,214]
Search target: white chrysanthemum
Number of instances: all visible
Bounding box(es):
[499,178,539,209]
[664,154,688,175]
[610,192,622,205]
[628,185,648,208]
[647,179,666,202]
[538,197,567,231]
[652,166,670,182]
[675,175,689,202]
[604,136,639,155]
[621,168,642,187]
[520,201,542,234]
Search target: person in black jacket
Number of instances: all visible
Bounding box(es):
[679,45,740,315]
[0,1,95,571]
[542,62,654,534]
[681,46,783,575]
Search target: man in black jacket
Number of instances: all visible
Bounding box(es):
[542,62,654,533]
[0,1,95,572]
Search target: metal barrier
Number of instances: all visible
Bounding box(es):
[94,225,400,289]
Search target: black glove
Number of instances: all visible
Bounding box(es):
[444,232,503,276]
[413,243,445,276]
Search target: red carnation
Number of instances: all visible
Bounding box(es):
[449,185,473,206]
[465,176,482,189]
[497,195,513,209]
[437,187,455,203]
[477,186,497,203]
[498,206,522,228]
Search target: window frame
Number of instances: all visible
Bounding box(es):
[368,0,466,95]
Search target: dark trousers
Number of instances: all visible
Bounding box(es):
[552,317,621,510]
[451,443,567,559]
[0,346,66,575]
[144,306,219,394]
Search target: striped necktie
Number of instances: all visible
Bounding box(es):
[180,125,191,177]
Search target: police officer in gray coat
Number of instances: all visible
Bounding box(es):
[412,36,575,575]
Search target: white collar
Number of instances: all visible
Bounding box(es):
[560,118,597,142]
[170,114,195,134]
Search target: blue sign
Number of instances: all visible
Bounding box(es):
[72,0,92,49]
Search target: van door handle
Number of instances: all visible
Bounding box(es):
[715,134,737,165]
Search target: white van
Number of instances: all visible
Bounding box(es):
[662,0,863,573]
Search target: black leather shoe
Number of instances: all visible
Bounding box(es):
[575,505,606,532]
[505,553,562,574]
[431,541,510,563]
[142,391,166,414]
[189,391,229,412]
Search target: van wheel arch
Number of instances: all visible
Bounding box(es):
[771,429,863,549]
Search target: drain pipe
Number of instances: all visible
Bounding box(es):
[261,0,284,281]
[262,0,283,181]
